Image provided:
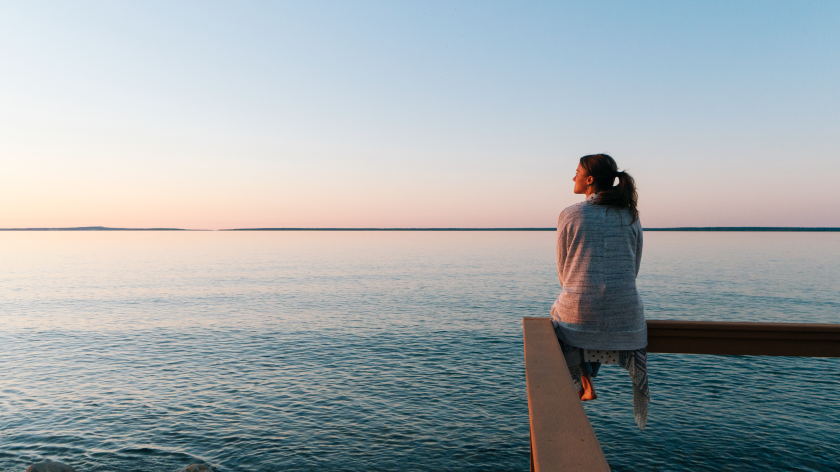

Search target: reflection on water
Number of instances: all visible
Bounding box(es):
[1,232,838,471]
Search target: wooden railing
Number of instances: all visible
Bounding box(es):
[523,317,840,472]
[647,320,840,357]
[523,317,610,472]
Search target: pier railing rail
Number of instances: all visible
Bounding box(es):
[523,317,840,472]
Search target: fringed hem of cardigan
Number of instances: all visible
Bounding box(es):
[553,320,650,430]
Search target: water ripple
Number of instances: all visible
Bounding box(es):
[1,231,838,471]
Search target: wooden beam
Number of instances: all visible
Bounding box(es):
[523,317,610,472]
[523,317,839,470]
[647,320,840,357]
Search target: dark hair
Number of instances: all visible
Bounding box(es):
[579,153,639,224]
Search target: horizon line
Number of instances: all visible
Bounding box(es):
[225,227,840,232]
[2,226,839,232]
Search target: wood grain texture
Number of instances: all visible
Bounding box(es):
[523,318,610,472]
[647,320,840,357]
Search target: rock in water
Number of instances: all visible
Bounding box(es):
[26,460,76,472]
[180,465,217,472]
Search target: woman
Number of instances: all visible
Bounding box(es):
[551,153,649,429]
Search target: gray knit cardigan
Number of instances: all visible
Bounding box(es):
[550,193,647,350]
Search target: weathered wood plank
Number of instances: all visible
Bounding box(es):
[523,317,610,472]
[647,320,840,357]
[523,317,840,470]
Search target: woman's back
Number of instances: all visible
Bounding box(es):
[551,194,646,350]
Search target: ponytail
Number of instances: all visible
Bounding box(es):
[579,154,639,224]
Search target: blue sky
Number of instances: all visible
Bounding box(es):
[1,1,838,228]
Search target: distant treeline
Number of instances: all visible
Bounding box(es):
[223,227,554,231]
[224,227,840,232]
[0,226,186,231]
[2,226,838,232]
[643,227,840,232]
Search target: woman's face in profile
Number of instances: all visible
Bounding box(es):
[573,163,592,195]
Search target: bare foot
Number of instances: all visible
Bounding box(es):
[580,375,598,401]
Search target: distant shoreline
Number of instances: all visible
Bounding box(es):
[643,227,840,232]
[226,227,840,232]
[3,226,838,232]
[223,227,556,231]
[0,226,189,231]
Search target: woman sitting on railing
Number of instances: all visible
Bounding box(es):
[551,153,650,429]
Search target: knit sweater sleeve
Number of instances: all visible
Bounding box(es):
[556,212,568,287]
[635,221,643,277]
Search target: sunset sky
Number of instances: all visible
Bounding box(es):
[2,1,838,229]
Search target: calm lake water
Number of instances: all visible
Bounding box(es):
[1,231,838,471]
